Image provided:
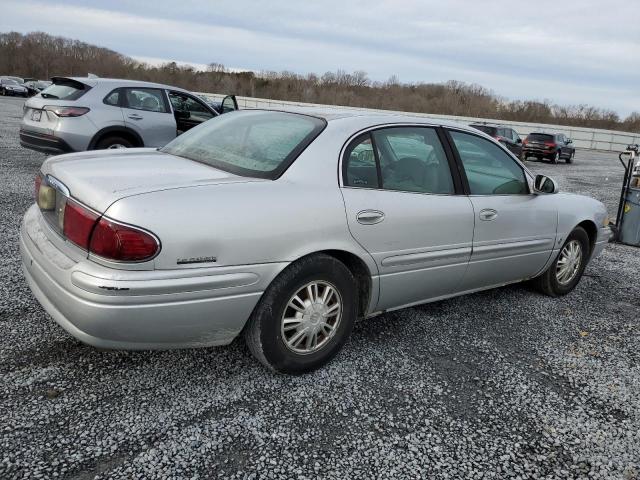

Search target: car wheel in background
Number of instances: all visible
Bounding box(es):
[244,253,358,374]
[566,151,575,164]
[95,136,134,149]
[532,226,589,297]
[551,151,559,164]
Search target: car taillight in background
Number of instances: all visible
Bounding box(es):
[544,141,557,148]
[43,105,90,117]
[34,174,159,262]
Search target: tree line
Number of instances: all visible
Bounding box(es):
[2,31,638,133]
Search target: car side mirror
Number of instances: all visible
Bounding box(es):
[534,174,559,194]
[221,95,238,114]
[566,138,572,144]
[516,138,522,144]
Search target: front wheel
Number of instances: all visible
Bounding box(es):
[95,135,134,149]
[532,227,590,297]
[566,151,574,164]
[550,151,559,164]
[244,254,358,374]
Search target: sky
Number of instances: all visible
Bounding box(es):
[2,0,639,117]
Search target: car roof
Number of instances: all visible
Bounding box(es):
[248,107,482,133]
[59,76,192,93]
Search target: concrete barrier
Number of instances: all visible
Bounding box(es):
[198,93,640,153]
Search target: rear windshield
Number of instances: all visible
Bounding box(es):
[39,80,89,100]
[527,133,554,141]
[470,125,497,135]
[161,111,327,179]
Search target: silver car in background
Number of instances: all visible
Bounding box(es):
[20,110,610,374]
[20,76,237,154]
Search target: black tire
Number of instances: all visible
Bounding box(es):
[532,227,590,297]
[566,151,574,164]
[550,150,559,164]
[95,135,134,150]
[244,254,358,374]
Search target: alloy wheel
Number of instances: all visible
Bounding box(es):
[556,240,582,285]
[280,281,342,354]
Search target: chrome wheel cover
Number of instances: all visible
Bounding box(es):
[107,144,127,149]
[281,281,342,354]
[556,240,582,285]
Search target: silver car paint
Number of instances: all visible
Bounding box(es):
[22,78,214,152]
[20,112,609,349]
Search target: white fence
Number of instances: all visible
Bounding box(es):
[199,92,640,153]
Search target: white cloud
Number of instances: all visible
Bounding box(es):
[1,0,638,116]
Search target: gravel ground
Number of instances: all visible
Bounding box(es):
[0,96,638,480]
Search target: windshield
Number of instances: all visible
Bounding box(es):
[2,79,19,85]
[527,133,554,142]
[470,125,497,135]
[161,111,327,179]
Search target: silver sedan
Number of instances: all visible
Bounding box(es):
[20,110,611,374]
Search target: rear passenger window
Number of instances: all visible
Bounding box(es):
[374,127,454,194]
[123,88,168,113]
[343,134,379,188]
[104,89,120,106]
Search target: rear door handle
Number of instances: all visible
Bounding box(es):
[128,114,143,120]
[479,209,498,221]
[356,210,385,225]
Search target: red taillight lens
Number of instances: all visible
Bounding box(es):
[63,201,99,249]
[89,218,159,262]
[35,174,42,201]
[44,106,90,117]
[544,141,557,148]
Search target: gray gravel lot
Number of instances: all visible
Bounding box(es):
[0,96,638,480]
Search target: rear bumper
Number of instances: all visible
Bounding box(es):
[20,205,284,350]
[522,147,555,157]
[20,129,74,155]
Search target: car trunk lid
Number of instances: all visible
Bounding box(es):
[41,148,264,213]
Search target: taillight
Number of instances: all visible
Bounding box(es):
[63,200,98,249]
[35,174,55,210]
[544,141,557,148]
[89,218,159,262]
[43,105,90,117]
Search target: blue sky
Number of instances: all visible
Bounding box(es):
[2,0,639,116]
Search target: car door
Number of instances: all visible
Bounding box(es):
[167,91,217,135]
[446,129,558,291]
[509,128,523,156]
[340,126,475,311]
[121,87,176,147]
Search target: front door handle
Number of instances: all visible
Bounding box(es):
[128,114,143,120]
[479,208,498,221]
[356,210,385,225]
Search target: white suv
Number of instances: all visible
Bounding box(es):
[20,76,237,154]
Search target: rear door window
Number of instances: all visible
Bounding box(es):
[123,88,168,113]
[527,133,554,142]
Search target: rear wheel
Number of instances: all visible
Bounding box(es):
[550,151,559,164]
[532,227,590,297]
[244,254,358,374]
[566,151,574,164]
[95,135,134,150]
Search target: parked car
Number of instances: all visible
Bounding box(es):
[0,78,28,97]
[24,80,52,96]
[522,132,575,163]
[20,111,610,373]
[469,123,522,157]
[20,76,238,154]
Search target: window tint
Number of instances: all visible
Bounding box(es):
[124,88,167,113]
[510,129,520,141]
[343,134,379,188]
[450,131,528,195]
[373,127,454,194]
[527,133,554,142]
[39,81,88,100]
[169,93,215,122]
[104,89,120,106]
[161,111,326,179]
[470,125,497,136]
